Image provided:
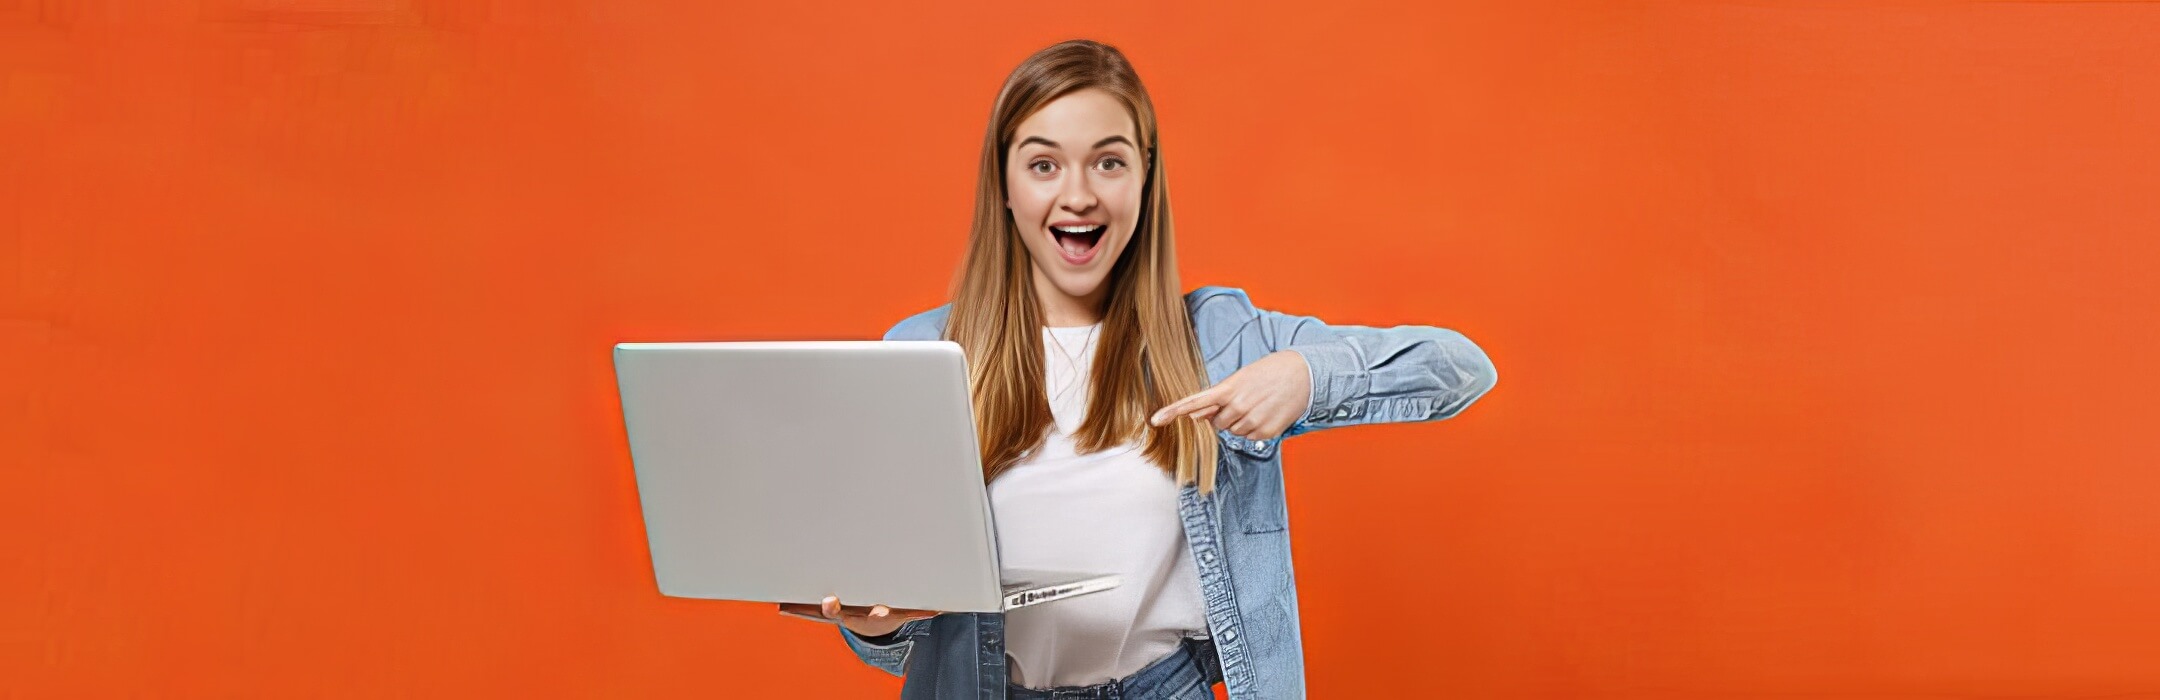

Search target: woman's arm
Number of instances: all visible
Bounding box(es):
[1260,305,1498,439]
[822,312,948,676]
[1155,288,1497,441]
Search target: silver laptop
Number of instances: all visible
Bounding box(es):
[612,339,1119,614]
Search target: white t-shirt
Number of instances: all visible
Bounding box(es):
[989,322,1209,689]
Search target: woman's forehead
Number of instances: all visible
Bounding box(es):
[1012,89,1138,148]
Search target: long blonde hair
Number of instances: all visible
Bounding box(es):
[942,39,1221,494]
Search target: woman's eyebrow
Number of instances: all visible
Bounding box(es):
[1016,135,1137,150]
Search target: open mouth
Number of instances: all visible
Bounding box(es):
[1050,224,1106,260]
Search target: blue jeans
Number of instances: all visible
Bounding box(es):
[1005,637,1224,700]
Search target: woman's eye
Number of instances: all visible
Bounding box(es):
[1097,157,1126,171]
[1029,160,1056,175]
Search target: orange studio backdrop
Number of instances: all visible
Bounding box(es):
[7,1,2159,697]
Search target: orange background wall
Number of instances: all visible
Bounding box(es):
[7,1,2159,697]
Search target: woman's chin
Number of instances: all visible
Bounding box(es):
[1051,274,1109,301]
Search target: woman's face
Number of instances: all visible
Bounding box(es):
[1006,88,1145,314]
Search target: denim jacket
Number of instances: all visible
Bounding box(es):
[838,286,1498,700]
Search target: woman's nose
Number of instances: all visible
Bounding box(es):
[1060,175,1096,211]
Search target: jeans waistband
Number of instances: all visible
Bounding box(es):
[1006,636,1223,700]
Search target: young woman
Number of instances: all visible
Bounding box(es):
[783,39,1497,700]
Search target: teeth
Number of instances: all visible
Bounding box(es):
[1053,225,1102,233]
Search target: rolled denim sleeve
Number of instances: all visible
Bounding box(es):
[1263,307,1498,438]
[839,617,930,677]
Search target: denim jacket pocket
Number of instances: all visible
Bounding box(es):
[1218,437,1288,534]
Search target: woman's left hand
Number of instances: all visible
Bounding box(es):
[1149,350,1311,441]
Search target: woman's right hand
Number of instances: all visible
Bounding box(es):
[778,595,939,638]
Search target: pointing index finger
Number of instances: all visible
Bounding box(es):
[1150,386,1222,426]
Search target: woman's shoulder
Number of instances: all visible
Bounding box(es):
[1185,286,1269,338]
[1183,285,1284,366]
[1184,285,1255,314]
[882,304,952,341]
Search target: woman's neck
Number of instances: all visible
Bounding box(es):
[1032,267,1106,328]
